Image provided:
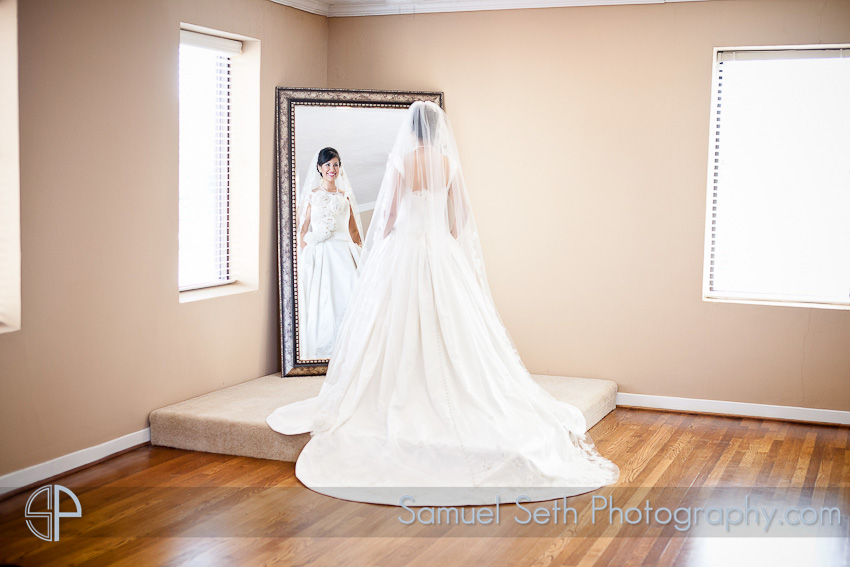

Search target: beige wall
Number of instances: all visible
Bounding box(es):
[327,0,850,409]
[0,0,327,475]
[2,0,849,477]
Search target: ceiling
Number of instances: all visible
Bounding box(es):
[271,0,710,18]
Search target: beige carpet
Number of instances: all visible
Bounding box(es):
[149,373,617,462]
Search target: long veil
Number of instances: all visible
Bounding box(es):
[361,102,482,286]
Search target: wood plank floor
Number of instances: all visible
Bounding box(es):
[1,408,848,566]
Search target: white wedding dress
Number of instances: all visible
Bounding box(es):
[298,189,361,360]
[269,102,619,506]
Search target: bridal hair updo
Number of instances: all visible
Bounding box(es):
[412,102,439,143]
[317,147,341,172]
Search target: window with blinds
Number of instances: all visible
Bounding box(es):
[705,46,850,309]
[178,30,242,291]
[0,0,21,332]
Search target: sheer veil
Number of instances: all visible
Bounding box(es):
[296,150,364,252]
[361,101,488,295]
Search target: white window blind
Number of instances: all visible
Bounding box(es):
[178,31,241,291]
[706,46,850,308]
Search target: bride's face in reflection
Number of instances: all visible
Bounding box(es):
[318,158,341,186]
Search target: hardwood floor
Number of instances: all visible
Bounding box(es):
[1,408,848,566]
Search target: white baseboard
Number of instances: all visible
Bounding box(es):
[0,428,150,497]
[616,393,850,425]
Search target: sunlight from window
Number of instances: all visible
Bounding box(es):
[711,55,850,304]
[178,43,231,290]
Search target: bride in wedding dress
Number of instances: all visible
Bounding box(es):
[268,101,619,506]
[296,148,364,360]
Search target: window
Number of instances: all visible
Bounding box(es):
[704,46,850,310]
[0,0,21,333]
[178,30,242,291]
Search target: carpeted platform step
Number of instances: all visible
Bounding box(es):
[149,373,617,462]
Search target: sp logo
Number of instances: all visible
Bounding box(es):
[24,484,82,542]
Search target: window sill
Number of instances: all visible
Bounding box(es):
[703,296,850,311]
[179,280,256,303]
[0,322,20,335]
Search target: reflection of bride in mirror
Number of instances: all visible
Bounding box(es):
[296,147,364,360]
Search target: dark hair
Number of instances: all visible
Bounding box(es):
[412,103,439,142]
[316,147,341,172]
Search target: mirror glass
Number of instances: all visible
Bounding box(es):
[293,105,409,362]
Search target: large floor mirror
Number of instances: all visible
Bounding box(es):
[277,88,444,376]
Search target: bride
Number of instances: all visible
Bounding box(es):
[296,148,364,360]
[269,102,619,506]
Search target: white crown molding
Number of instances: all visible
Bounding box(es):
[270,0,711,18]
[0,428,151,497]
[275,0,330,16]
[616,393,850,426]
